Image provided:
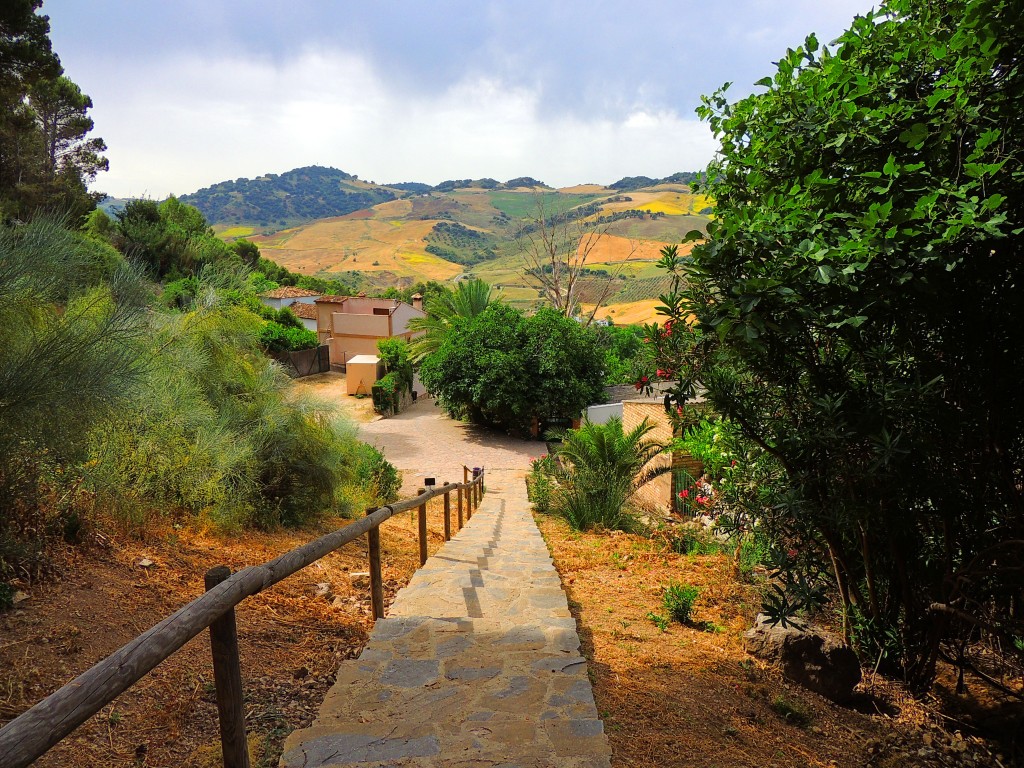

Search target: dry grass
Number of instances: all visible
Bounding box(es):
[532,513,1007,768]
[583,299,663,325]
[580,235,671,265]
[0,496,459,767]
[250,217,460,281]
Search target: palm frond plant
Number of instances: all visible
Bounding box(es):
[407,278,495,363]
[552,416,667,531]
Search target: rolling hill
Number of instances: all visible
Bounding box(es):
[177,166,713,324]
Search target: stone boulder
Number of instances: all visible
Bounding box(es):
[744,613,861,703]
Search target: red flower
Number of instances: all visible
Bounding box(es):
[680,489,690,499]
[787,548,798,559]
[731,460,737,466]
[634,375,649,391]
[696,495,709,505]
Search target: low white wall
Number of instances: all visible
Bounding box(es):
[586,402,622,425]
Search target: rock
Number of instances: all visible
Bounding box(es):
[743,613,860,702]
[137,558,155,568]
[12,590,29,605]
[312,582,332,598]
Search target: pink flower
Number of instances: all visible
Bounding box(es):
[680,489,690,499]
[696,495,708,505]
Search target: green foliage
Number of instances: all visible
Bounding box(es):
[419,304,605,434]
[526,453,557,513]
[597,324,650,385]
[551,417,665,531]
[372,338,414,415]
[258,320,318,353]
[353,444,401,505]
[0,218,144,474]
[662,581,699,624]
[0,4,104,222]
[87,301,356,529]
[408,278,495,363]
[650,0,1024,689]
[424,222,497,265]
[669,527,728,556]
[646,611,669,632]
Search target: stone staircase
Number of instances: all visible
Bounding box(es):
[281,470,612,768]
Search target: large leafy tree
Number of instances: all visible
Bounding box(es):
[419,304,605,433]
[651,0,1024,690]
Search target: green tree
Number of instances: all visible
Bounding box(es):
[419,304,604,433]
[649,0,1024,690]
[407,278,495,362]
[29,75,107,188]
[0,4,106,220]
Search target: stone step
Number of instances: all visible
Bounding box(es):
[280,470,611,768]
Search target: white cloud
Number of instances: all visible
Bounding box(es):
[87,48,716,198]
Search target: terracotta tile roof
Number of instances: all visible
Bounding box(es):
[260,286,321,299]
[288,301,318,320]
[315,295,349,304]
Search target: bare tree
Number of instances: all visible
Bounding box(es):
[513,191,636,327]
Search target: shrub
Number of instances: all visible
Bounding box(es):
[669,527,728,556]
[551,417,665,531]
[258,320,317,352]
[354,444,401,505]
[526,454,557,514]
[662,582,699,624]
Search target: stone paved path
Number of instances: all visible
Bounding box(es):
[357,397,540,494]
[281,470,612,768]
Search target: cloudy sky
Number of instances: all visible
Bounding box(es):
[44,0,877,198]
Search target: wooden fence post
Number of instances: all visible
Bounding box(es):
[417,489,428,566]
[204,566,250,768]
[443,483,452,541]
[457,484,464,530]
[366,507,384,621]
[463,465,469,485]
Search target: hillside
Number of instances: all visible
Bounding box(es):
[194,167,713,323]
[148,165,715,324]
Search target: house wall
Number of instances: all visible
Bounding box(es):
[315,298,421,368]
[329,336,381,366]
[298,317,317,332]
[260,297,287,310]
[333,312,390,338]
[622,400,675,515]
[390,303,425,336]
[586,403,623,425]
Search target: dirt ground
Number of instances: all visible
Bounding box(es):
[534,514,1016,768]
[294,371,377,423]
[0,499,456,767]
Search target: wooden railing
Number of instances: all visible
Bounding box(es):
[0,467,486,768]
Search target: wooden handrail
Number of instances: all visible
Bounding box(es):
[0,471,485,768]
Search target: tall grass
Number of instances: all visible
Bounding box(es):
[86,299,360,529]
